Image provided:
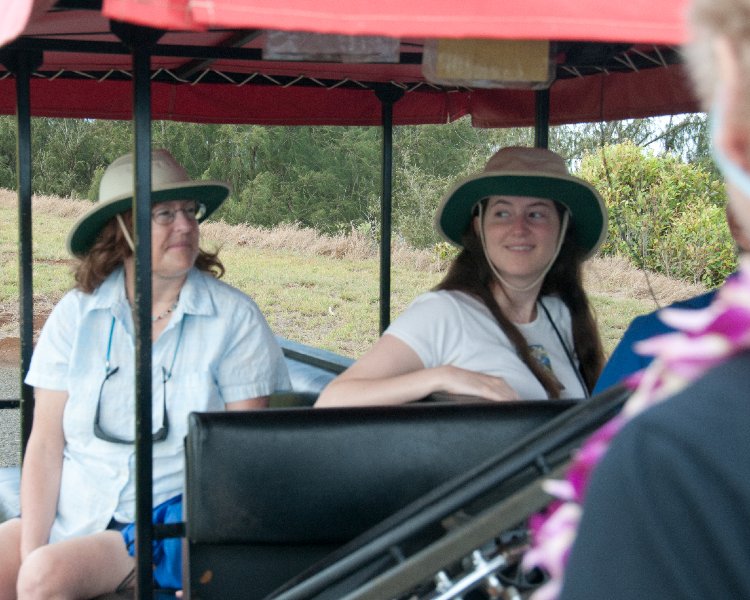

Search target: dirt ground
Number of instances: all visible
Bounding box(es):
[0,337,20,368]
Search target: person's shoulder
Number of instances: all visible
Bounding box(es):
[617,351,750,452]
[191,269,259,308]
[185,270,271,330]
[620,289,719,347]
[49,285,93,317]
[670,288,717,310]
[413,289,484,314]
[597,352,750,538]
[390,290,484,332]
[620,310,662,341]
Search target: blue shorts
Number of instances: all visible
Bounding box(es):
[120,495,183,589]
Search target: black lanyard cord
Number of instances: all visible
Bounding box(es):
[539,300,590,399]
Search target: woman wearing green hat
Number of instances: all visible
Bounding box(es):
[0,150,290,597]
[316,146,605,407]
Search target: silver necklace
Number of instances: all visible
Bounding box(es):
[152,301,178,322]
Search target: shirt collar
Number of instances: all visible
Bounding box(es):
[88,266,129,317]
[177,268,215,318]
[87,266,216,322]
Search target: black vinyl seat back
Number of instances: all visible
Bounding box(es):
[184,399,575,599]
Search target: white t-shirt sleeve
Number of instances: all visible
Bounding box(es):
[384,292,464,369]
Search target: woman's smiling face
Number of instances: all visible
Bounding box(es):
[474,195,562,289]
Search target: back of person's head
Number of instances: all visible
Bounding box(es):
[686,0,750,111]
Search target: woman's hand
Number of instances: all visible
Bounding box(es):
[431,365,521,402]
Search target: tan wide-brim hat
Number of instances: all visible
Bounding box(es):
[435,146,608,258]
[67,149,230,257]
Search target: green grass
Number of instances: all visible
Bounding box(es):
[220,247,442,357]
[589,295,655,355]
[0,192,705,359]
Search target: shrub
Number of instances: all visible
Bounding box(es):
[655,204,737,287]
[577,142,732,285]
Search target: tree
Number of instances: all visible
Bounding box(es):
[391,118,534,247]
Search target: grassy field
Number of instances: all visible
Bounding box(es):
[0,189,707,359]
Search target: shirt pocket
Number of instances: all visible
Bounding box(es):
[162,370,222,445]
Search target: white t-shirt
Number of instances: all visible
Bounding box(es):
[385,290,585,400]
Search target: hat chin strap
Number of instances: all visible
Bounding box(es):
[116,214,136,253]
[477,203,570,294]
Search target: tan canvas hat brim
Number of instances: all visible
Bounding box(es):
[67,181,229,257]
[435,170,608,258]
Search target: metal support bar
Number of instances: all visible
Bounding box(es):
[5,50,43,457]
[374,85,404,334]
[133,42,155,597]
[534,89,550,149]
[342,463,568,600]
[6,37,424,66]
[174,30,263,79]
[112,20,163,600]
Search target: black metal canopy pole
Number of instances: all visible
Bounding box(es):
[132,38,155,598]
[534,89,550,149]
[111,20,163,599]
[2,49,42,457]
[374,85,404,334]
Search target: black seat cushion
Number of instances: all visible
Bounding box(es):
[184,400,574,598]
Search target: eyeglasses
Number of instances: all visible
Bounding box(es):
[93,364,171,444]
[151,202,206,226]
[93,316,183,444]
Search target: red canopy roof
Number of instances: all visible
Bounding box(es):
[101,0,689,44]
[0,0,697,126]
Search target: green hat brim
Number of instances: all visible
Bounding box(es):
[435,171,607,258]
[67,182,229,257]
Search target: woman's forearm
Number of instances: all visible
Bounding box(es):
[19,438,64,558]
[315,367,449,407]
[316,364,521,407]
[19,388,67,559]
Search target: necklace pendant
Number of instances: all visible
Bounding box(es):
[152,301,178,322]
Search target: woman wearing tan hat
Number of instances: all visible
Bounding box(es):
[317,146,605,407]
[0,150,290,598]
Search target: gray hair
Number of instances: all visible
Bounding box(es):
[684,0,750,109]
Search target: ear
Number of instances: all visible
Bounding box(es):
[713,37,750,172]
[472,214,481,237]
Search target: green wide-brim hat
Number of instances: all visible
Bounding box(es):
[67,149,230,257]
[435,147,608,258]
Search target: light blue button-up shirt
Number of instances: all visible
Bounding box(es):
[26,266,290,542]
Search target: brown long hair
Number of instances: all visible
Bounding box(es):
[435,209,604,398]
[74,211,225,293]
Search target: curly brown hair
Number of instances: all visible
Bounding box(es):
[74,211,225,293]
[435,209,604,398]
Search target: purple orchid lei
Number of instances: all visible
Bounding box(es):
[521,258,750,600]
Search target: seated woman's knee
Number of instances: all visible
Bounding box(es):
[17,546,71,600]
